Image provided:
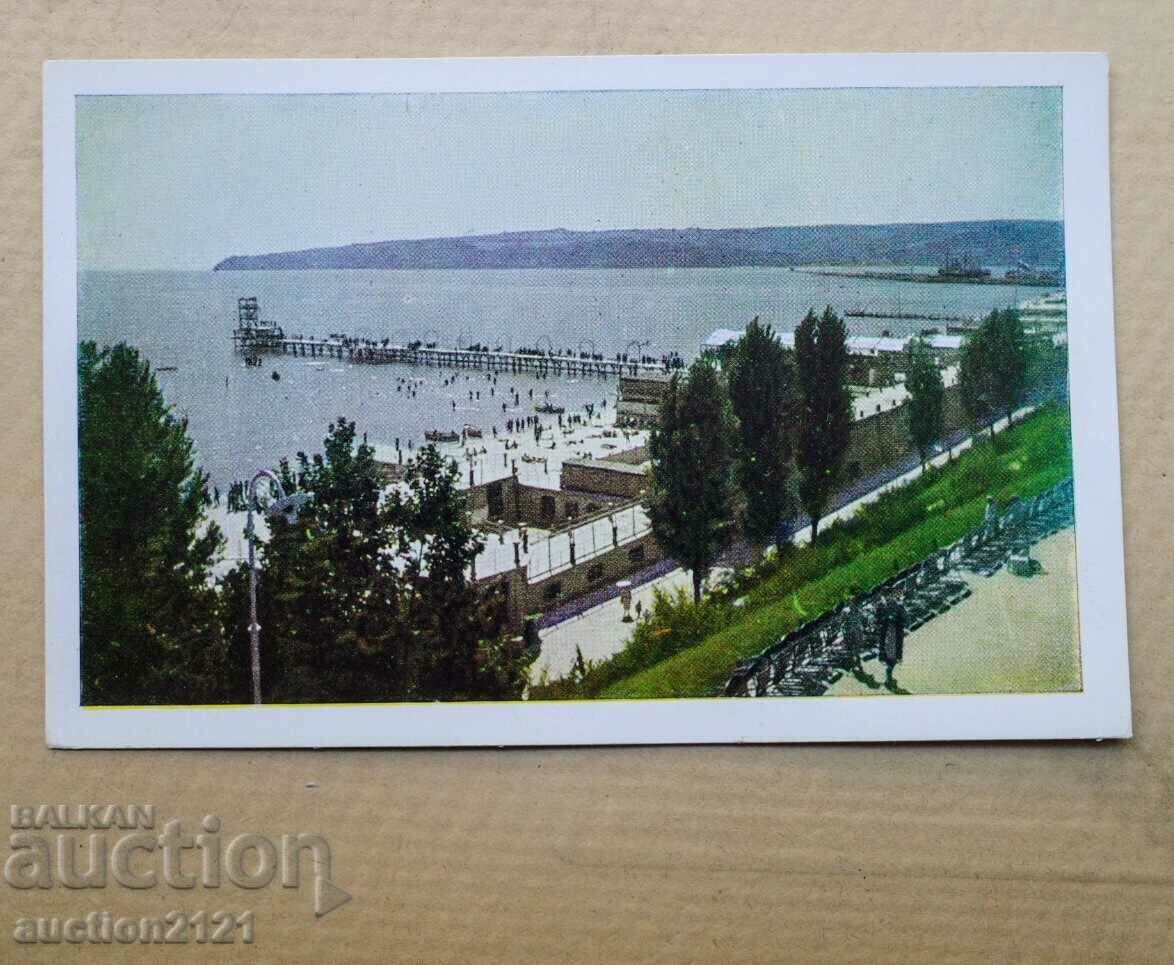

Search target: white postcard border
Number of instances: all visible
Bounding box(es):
[43,52,1130,747]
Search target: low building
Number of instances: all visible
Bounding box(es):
[560,457,649,500]
[703,325,960,389]
[777,330,962,387]
[700,327,745,355]
[616,373,671,428]
[467,473,630,530]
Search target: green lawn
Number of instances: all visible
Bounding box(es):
[531,405,1074,701]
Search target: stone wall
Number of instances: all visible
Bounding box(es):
[843,384,968,480]
[560,459,649,499]
[616,374,670,428]
[515,482,628,529]
[467,473,628,530]
[478,528,664,630]
[600,444,649,465]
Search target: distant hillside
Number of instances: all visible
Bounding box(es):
[213,220,1064,272]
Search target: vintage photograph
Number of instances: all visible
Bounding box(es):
[44,56,1128,745]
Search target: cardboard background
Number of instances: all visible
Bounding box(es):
[1,2,1170,960]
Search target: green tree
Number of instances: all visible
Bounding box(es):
[794,307,853,542]
[960,308,1029,434]
[905,337,946,470]
[645,359,737,602]
[78,341,224,705]
[222,419,398,703]
[958,326,993,435]
[223,422,527,702]
[726,316,795,550]
[388,444,528,699]
[1026,332,1069,404]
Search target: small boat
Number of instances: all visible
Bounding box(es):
[425,429,460,444]
[535,402,565,415]
[463,425,483,438]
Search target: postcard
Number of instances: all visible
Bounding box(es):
[43,53,1129,746]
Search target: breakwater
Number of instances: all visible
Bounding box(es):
[797,268,1058,287]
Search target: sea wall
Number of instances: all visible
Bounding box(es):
[844,384,968,480]
[481,529,664,630]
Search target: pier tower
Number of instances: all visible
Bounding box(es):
[232,296,284,356]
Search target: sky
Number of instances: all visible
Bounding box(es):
[76,86,1063,270]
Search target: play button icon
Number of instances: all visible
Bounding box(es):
[314,877,353,918]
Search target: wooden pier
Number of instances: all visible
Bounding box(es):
[232,331,676,379]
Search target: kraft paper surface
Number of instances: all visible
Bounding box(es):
[1,2,1170,960]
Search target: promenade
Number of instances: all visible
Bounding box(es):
[530,405,1034,683]
[827,529,1079,697]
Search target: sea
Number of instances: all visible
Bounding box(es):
[78,267,1035,491]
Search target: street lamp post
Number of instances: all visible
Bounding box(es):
[626,339,651,357]
[245,468,310,705]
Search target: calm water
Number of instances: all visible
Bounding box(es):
[78,267,1032,489]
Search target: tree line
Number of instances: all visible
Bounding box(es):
[77,306,1061,703]
[645,306,1060,601]
[79,341,532,706]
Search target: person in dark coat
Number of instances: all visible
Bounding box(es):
[873,591,890,662]
[881,590,908,689]
[841,589,866,675]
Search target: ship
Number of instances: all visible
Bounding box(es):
[535,402,566,415]
[936,254,991,280]
[1004,260,1060,286]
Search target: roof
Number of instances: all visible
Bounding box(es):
[926,334,964,350]
[561,458,648,476]
[847,335,911,355]
[780,331,921,355]
[735,328,963,356]
[702,328,745,348]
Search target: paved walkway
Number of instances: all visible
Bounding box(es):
[530,406,1033,683]
[827,529,1080,696]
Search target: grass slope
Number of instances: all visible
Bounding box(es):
[538,406,1072,701]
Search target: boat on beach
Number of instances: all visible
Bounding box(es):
[535,402,565,414]
[425,429,460,443]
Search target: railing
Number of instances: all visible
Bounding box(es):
[525,505,653,581]
[723,477,1075,698]
[233,331,677,377]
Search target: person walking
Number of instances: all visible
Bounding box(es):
[873,591,890,665]
[842,589,875,686]
[881,589,907,690]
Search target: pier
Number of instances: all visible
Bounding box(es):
[844,309,974,323]
[231,298,678,378]
[794,267,1059,287]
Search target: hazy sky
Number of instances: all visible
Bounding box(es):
[76,87,1063,270]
